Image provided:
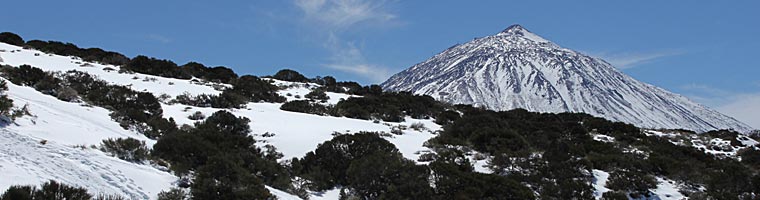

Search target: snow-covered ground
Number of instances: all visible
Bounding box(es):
[163,102,439,161]
[0,42,440,199]
[645,129,759,159]
[2,40,704,200]
[591,169,686,200]
[0,129,176,199]
[0,43,222,97]
[0,81,175,198]
[591,169,611,199]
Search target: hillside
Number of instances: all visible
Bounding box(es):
[1,33,759,200]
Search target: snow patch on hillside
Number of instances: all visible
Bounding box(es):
[0,129,175,199]
[0,43,223,97]
[650,177,686,200]
[592,169,686,200]
[591,169,611,199]
[3,79,154,146]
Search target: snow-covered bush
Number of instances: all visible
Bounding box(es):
[187,111,205,120]
[100,138,149,163]
[157,187,187,200]
[410,122,426,131]
[305,88,329,101]
[55,86,79,102]
[0,80,13,116]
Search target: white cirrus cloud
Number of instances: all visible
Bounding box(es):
[323,36,390,82]
[716,93,760,130]
[679,83,760,130]
[147,34,172,44]
[294,0,397,31]
[293,0,398,83]
[593,50,686,69]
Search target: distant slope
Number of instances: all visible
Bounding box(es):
[382,25,751,133]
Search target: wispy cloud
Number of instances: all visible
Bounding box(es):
[294,0,397,31]
[679,83,760,130]
[293,0,398,82]
[716,93,760,130]
[146,34,172,44]
[593,50,685,69]
[323,36,390,82]
[680,83,734,98]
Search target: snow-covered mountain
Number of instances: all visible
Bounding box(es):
[382,24,751,133]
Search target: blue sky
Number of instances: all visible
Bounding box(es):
[2,0,758,128]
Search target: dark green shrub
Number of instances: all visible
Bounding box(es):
[305,88,329,101]
[153,111,292,190]
[191,155,272,200]
[228,75,285,103]
[0,32,24,46]
[280,100,329,115]
[180,62,237,83]
[100,138,149,162]
[0,180,126,200]
[33,180,91,200]
[24,40,129,66]
[157,188,187,200]
[124,56,190,80]
[272,69,308,82]
[1,64,48,87]
[333,92,444,122]
[296,132,401,190]
[1,185,34,200]
[0,80,13,116]
[606,170,656,198]
[601,191,629,200]
[171,93,214,107]
[92,194,127,200]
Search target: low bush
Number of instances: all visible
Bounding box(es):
[0,180,126,200]
[100,138,149,162]
[280,100,330,115]
[0,32,25,46]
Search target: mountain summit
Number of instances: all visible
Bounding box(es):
[381,25,751,132]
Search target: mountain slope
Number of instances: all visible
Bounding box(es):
[382,25,751,133]
[0,42,438,199]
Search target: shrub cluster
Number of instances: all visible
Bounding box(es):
[100,138,149,162]
[224,75,285,104]
[269,69,384,95]
[428,107,760,199]
[124,56,190,80]
[304,88,329,101]
[0,32,24,46]
[1,32,238,84]
[25,40,130,66]
[280,100,331,115]
[291,133,535,199]
[0,65,176,138]
[180,62,238,83]
[333,92,444,122]
[152,111,290,199]
[271,69,309,82]
[0,80,13,116]
[0,180,125,200]
[281,91,446,123]
[606,170,657,198]
[170,75,285,108]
